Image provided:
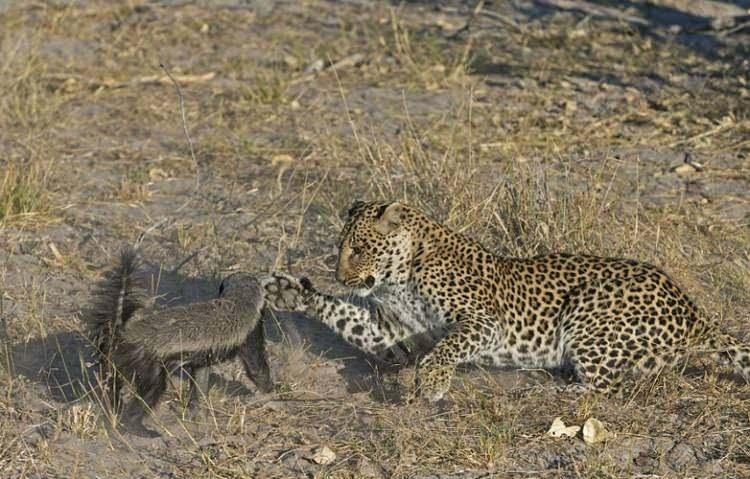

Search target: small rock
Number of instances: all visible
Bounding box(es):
[283,55,299,69]
[357,457,386,478]
[434,14,465,33]
[304,59,326,74]
[673,163,698,175]
[308,445,336,465]
[667,441,698,470]
[197,438,217,448]
[568,28,587,39]
[23,422,54,447]
[262,400,287,413]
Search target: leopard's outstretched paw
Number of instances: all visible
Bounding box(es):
[261,272,310,311]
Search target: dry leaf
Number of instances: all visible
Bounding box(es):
[547,417,580,438]
[583,417,612,444]
[309,446,336,465]
[149,168,168,180]
[271,154,294,167]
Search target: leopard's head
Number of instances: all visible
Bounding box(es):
[335,200,413,295]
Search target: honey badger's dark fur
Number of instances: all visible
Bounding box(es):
[84,248,272,437]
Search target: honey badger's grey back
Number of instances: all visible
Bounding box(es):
[123,274,265,358]
[83,248,273,437]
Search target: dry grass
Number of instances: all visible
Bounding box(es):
[0,162,52,223]
[0,0,749,477]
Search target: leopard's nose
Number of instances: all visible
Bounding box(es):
[335,266,346,284]
[364,276,376,289]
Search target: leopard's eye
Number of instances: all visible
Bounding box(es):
[351,245,363,257]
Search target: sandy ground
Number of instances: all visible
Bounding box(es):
[1,0,749,477]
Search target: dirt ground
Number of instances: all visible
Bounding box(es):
[1,0,749,477]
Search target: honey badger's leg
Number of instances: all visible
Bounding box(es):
[120,374,167,437]
[238,315,273,393]
[186,365,211,408]
[180,363,212,423]
[183,315,273,413]
[118,348,168,438]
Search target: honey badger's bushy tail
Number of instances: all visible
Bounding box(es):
[83,247,145,372]
[703,331,750,382]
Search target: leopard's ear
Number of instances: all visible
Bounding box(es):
[342,199,366,220]
[374,202,405,235]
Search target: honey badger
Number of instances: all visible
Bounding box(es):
[84,248,273,437]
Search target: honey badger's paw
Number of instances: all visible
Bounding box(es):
[261,272,312,311]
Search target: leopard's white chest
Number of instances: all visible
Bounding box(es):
[370,284,447,335]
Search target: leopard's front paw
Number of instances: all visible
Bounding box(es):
[409,362,455,404]
[261,272,312,311]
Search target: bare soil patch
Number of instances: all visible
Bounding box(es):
[1,1,749,477]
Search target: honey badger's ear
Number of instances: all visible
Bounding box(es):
[342,199,366,220]
[374,202,405,235]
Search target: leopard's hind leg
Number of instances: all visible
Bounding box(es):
[561,317,686,394]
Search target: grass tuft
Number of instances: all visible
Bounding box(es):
[0,161,52,223]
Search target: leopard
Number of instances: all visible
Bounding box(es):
[263,200,750,402]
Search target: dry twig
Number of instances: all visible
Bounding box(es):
[159,63,200,189]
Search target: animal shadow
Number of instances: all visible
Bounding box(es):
[4,263,243,404]
[7,264,458,405]
[263,297,449,404]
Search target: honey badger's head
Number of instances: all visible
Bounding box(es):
[219,273,264,309]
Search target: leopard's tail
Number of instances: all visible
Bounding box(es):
[702,331,750,382]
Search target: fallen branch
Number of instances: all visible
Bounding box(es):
[131,65,204,250]
[668,119,746,148]
[478,6,521,32]
[719,18,750,36]
[159,63,200,193]
[43,72,216,90]
[290,53,366,85]
[538,0,649,27]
